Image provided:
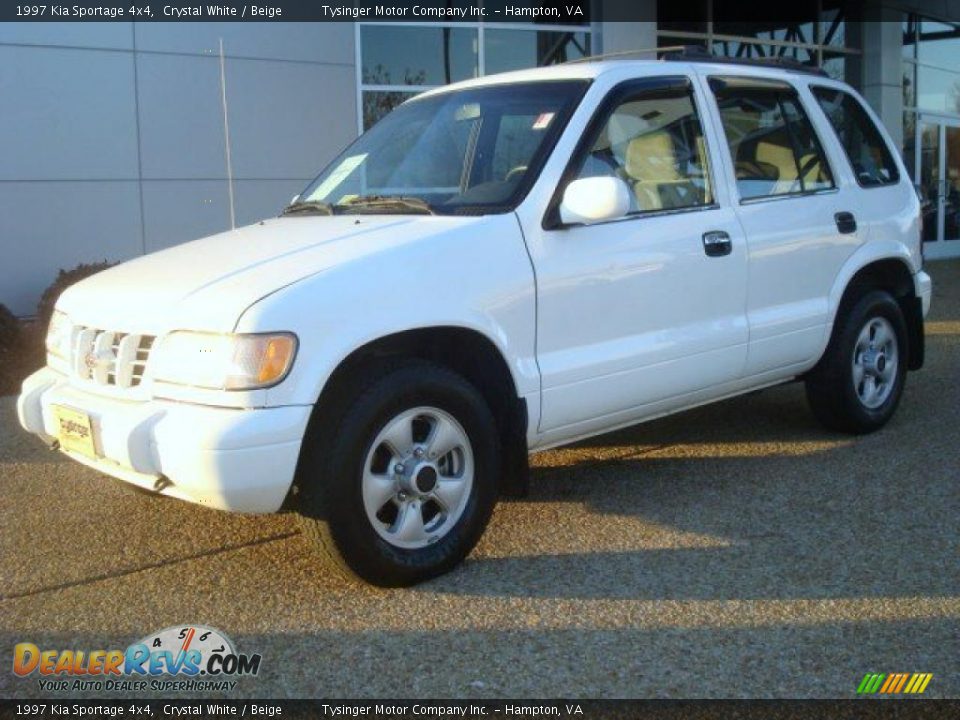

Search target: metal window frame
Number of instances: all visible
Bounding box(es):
[655,0,862,72]
[902,14,960,119]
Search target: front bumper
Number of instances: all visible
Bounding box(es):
[17,367,312,513]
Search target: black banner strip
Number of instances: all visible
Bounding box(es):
[1,699,958,720]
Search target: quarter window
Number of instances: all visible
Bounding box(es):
[573,83,714,213]
[812,86,900,187]
[712,81,834,200]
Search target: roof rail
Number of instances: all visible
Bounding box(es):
[566,44,828,78]
[660,45,829,77]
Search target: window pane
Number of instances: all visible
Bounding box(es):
[484,29,590,75]
[575,87,713,212]
[919,122,940,242]
[944,126,960,241]
[917,20,960,67]
[363,90,418,130]
[812,87,899,186]
[916,64,960,114]
[713,1,817,44]
[820,0,860,49]
[710,40,818,68]
[821,54,851,84]
[713,85,833,199]
[362,26,478,87]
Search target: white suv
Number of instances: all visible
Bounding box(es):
[19,56,932,586]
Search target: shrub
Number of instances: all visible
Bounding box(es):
[0,303,20,356]
[37,261,113,328]
[0,304,40,396]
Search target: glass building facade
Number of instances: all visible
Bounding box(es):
[359,21,593,130]
[902,18,960,253]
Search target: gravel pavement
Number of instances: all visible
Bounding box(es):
[1,262,958,699]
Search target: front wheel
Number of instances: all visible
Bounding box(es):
[805,289,908,434]
[297,361,500,587]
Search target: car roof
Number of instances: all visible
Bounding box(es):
[417,59,843,99]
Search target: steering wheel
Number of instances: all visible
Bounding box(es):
[504,166,528,183]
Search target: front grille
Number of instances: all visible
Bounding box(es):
[72,328,156,388]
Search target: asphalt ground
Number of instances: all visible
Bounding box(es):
[1,262,958,700]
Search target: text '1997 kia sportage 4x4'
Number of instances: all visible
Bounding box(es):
[19,52,932,586]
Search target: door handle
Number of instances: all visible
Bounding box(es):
[835,211,857,234]
[702,230,732,257]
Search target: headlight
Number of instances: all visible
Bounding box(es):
[45,310,73,360]
[151,331,298,391]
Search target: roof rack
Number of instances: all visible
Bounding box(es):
[566,44,828,77]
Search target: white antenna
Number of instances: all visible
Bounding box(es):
[218,37,237,230]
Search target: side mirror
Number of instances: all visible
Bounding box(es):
[559,176,631,226]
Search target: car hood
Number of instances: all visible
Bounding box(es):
[57,215,482,334]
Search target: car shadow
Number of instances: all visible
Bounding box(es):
[428,380,955,602]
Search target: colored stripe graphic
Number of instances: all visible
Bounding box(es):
[883,673,907,693]
[857,673,886,694]
[857,672,932,694]
[905,673,933,694]
[894,673,910,693]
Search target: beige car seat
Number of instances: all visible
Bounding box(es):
[755,139,830,194]
[624,131,691,211]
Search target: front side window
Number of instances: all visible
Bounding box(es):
[712,80,834,200]
[296,80,587,216]
[812,86,900,187]
[572,82,714,213]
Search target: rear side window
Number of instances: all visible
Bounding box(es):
[711,80,834,200]
[812,86,899,187]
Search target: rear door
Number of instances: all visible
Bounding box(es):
[703,74,865,376]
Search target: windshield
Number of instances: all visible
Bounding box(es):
[292,80,588,216]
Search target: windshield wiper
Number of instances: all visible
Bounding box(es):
[281,200,336,216]
[340,195,435,215]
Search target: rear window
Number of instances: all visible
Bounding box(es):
[812,86,899,187]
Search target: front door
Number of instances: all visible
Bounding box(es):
[527,76,749,439]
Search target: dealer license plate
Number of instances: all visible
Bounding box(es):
[52,405,97,458]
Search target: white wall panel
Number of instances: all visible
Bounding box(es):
[133,22,354,65]
[0,46,139,180]
[0,23,362,315]
[135,53,227,179]
[141,180,230,252]
[0,181,142,316]
[225,58,357,180]
[0,22,133,50]
[233,179,308,227]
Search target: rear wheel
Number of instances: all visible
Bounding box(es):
[297,361,500,587]
[805,290,908,434]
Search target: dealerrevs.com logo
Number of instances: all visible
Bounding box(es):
[12,625,262,693]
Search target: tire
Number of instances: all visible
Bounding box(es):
[805,289,908,434]
[296,360,500,587]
